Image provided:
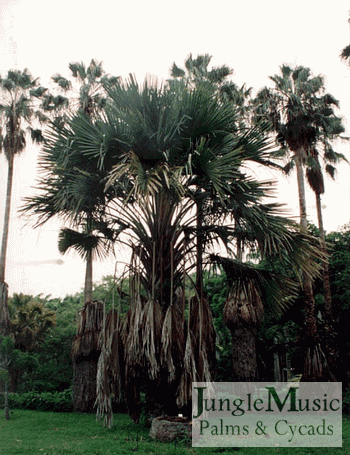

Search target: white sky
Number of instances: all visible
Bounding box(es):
[0,0,350,298]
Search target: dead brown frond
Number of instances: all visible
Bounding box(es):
[161,291,186,383]
[142,298,163,380]
[190,296,216,379]
[176,294,216,408]
[96,308,125,428]
[72,301,104,362]
[160,306,175,381]
[224,284,264,328]
[302,341,334,381]
[176,329,197,408]
[125,293,144,377]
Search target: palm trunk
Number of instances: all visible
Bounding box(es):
[196,198,204,298]
[295,154,308,231]
[315,192,338,377]
[230,324,258,381]
[84,249,93,303]
[295,154,327,380]
[0,155,14,283]
[315,193,332,322]
[0,157,13,421]
[72,301,103,412]
[0,155,13,336]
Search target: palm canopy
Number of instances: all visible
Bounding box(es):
[169,54,252,128]
[341,44,350,64]
[96,76,323,297]
[25,74,324,294]
[0,68,47,160]
[42,59,119,129]
[253,65,345,164]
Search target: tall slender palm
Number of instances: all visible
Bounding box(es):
[305,142,347,376]
[33,60,119,303]
[0,69,47,336]
[48,59,118,121]
[21,111,121,414]
[22,112,119,303]
[253,64,345,380]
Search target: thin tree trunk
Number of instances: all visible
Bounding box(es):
[84,249,93,303]
[196,198,204,298]
[0,155,14,283]
[295,154,328,381]
[0,156,13,337]
[315,193,332,323]
[295,154,308,231]
[0,282,10,336]
[273,344,281,382]
[0,157,12,420]
[315,192,338,378]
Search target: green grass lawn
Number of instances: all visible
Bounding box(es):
[0,410,349,455]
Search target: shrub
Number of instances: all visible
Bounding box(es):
[1,388,73,412]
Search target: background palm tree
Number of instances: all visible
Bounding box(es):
[22,108,119,304]
[304,141,347,376]
[0,68,47,336]
[33,60,120,303]
[21,109,122,413]
[47,59,119,119]
[252,64,346,380]
[169,53,252,129]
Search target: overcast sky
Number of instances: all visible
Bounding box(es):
[0,0,349,298]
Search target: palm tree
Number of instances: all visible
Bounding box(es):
[23,74,325,424]
[305,141,347,376]
[48,59,119,121]
[169,53,252,129]
[97,76,324,420]
[252,64,345,380]
[0,69,47,337]
[169,53,233,90]
[21,111,121,413]
[22,112,119,303]
[45,59,118,303]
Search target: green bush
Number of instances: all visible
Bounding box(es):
[1,388,73,412]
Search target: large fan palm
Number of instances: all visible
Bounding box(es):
[23,75,325,424]
[97,76,324,419]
